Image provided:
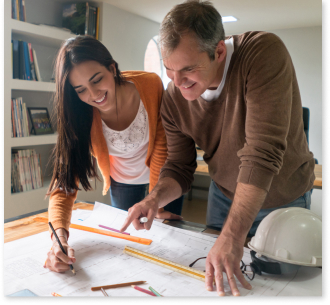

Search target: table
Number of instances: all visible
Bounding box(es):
[189,150,322,200]
[5,202,220,244]
[4,203,321,297]
[4,202,254,247]
[4,202,94,243]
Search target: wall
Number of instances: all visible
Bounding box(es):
[191,26,323,218]
[100,2,161,71]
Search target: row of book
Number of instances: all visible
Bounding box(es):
[11,97,30,138]
[11,149,43,193]
[12,40,42,81]
[12,0,26,21]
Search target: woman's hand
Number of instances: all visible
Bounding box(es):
[44,228,76,273]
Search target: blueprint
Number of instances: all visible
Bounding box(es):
[4,202,322,297]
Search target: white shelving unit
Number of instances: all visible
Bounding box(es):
[4,0,74,219]
[4,0,108,220]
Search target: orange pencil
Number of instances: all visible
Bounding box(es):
[51,292,62,297]
[34,217,152,245]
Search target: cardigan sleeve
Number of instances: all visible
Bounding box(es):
[148,76,168,192]
[48,186,78,238]
[148,111,168,192]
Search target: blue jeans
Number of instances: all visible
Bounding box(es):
[110,176,184,215]
[206,180,312,237]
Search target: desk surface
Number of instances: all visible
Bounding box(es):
[4,202,94,243]
[4,203,253,246]
[4,203,221,243]
[196,150,322,189]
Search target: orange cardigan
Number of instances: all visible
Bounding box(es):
[48,71,167,233]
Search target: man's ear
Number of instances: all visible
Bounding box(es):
[214,40,226,63]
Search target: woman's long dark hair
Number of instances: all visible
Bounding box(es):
[47,35,125,196]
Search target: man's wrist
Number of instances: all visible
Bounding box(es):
[220,227,247,245]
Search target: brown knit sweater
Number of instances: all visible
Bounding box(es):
[159,31,315,209]
[48,71,167,233]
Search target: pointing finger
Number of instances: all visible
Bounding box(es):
[120,208,140,232]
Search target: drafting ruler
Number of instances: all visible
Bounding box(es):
[123,246,206,281]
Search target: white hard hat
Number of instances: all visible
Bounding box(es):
[248,207,322,267]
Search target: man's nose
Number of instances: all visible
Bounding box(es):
[173,71,184,87]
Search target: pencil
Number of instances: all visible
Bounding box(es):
[91,280,146,291]
[100,288,109,297]
[51,292,62,297]
[132,285,156,296]
[34,217,152,245]
[48,222,76,276]
[149,286,163,297]
[99,224,130,235]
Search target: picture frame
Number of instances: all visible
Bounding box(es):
[27,107,54,135]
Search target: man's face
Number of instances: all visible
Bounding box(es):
[162,34,225,101]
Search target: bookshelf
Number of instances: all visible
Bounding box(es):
[4,0,106,219]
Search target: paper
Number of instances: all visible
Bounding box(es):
[4,202,322,297]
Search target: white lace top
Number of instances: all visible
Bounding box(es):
[101,100,150,184]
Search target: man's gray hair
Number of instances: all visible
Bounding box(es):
[159,0,225,60]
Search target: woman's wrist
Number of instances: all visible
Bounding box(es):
[51,228,68,242]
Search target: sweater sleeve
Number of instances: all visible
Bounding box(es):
[48,187,78,237]
[159,87,197,194]
[148,78,168,192]
[237,33,294,191]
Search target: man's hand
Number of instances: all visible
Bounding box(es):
[120,195,160,232]
[205,233,252,296]
[120,177,183,232]
[44,228,76,273]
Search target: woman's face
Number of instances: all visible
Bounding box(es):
[68,60,117,113]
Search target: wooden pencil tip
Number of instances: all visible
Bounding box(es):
[72,269,76,275]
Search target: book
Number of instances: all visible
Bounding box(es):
[16,0,20,21]
[23,41,31,80]
[18,40,25,79]
[12,40,19,79]
[12,99,18,137]
[11,100,16,137]
[12,0,17,19]
[22,103,30,137]
[20,0,26,22]
[17,150,26,192]
[15,99,21,137]
[33,49,42,81]
[27,43,36,81]
[18,98,24,136]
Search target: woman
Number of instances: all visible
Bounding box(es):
[45,36,183,273]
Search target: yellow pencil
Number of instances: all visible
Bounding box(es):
[51,292,62,297]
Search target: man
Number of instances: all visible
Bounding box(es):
[121,0,315,296]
